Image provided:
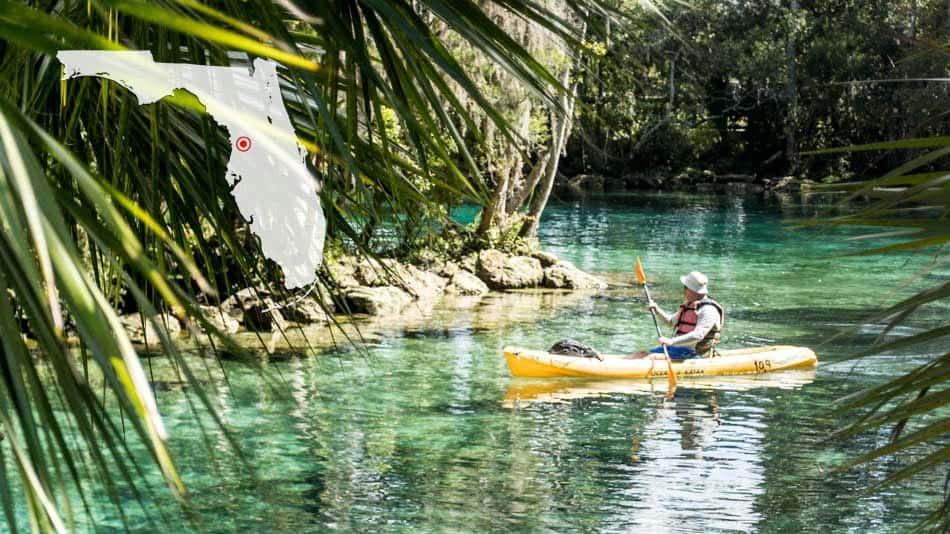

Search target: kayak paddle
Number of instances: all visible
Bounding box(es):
[635,257,677,388]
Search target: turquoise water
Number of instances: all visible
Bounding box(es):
[7,193,949,532]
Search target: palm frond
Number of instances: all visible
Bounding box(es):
[814,135,949,531]
[0,0,609,529]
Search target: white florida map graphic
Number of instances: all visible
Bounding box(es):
[58,50,326,289]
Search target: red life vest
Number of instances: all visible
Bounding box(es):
[674,297,725,354]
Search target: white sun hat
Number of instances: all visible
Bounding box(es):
[680,271,709,294]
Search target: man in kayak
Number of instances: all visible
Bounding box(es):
[628,271,724,360]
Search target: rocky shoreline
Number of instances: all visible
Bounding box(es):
[556,169,820,197]
[115,248,607,346]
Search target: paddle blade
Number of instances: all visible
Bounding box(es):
[666,356,678,389]
[635,257,647,285]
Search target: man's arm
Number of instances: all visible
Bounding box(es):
[648,299,678,326]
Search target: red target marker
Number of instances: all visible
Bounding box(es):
[235,136,252,152]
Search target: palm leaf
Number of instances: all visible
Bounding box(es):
[811,132,948,531]
[0,0,611,529]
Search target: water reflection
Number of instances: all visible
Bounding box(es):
[503,371,817,406]
[501,372,815,531]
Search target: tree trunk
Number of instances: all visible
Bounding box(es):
[519,75,579,238]
[784,0,800,175]
[477,163,510,236]
[501,101,529,212]
[506,149,550,215]
[910,0,919,40]
[669,53,677,111]
[478,97,529,238]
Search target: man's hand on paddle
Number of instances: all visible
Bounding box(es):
[658,336,673,346]
[647,299,658,311]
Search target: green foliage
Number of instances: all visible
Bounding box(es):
[0,0,611,529]
[583,39,608,57]
[806,136,949,532]
[564,0,949,181]
[401,211,540,267]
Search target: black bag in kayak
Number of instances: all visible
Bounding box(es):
[549,338,602,360]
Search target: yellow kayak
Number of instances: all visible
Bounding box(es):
[504,345,817,379]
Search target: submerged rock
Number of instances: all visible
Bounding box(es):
[543,261,607,290]
[476,249,544,290]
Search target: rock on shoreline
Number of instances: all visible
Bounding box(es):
[476,250,545,290]
[543,261,607,290]
[118,248,606,342]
